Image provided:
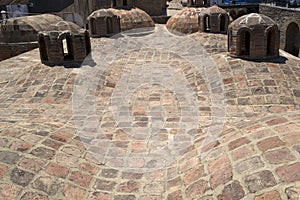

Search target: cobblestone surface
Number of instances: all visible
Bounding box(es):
[0,25,300,199]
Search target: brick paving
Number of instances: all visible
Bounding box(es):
[0,25,300,199]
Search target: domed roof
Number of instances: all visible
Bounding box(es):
[46,21,84,33]
[87,8,154,32]
[229,13,277,29]
[166,8,205,35]
[200,5,227,15]
[87,9,117,19]
[0,14,63,32]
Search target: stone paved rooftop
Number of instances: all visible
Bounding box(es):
[0,25,300,199]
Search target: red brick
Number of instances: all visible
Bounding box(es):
[0,184,21,199]
[50,131,73,142]
[257,136,285,152]
[210,166,233,189]
[228,137,250,150]
[277,163,300,183]
[88,192,111,200]
[18,158,44,172]
[254,191,281,200]
[64,184,85,200]
[274,123,299,133]
[244,170,276,193]
[183,166,205,184]
[69,171,92,188]
[231,145,254,161]
[78,162,98,175]
[0,164,8,179]
[283,132,300,145]
[264,148,296,164]
[10,141,32,152]
[167,190,183,200]
[266,117,288,126]
[208,154,229,173]
[201,141,220,153]
[117,181,140,193]
[185,180,208,199]
[45,163,69,178]
[217,181,245,200]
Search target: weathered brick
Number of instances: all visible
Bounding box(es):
[210,166,233,189]
[0,164,8,179]
[101,168,119,178]
[18,157,44,172]
[184,166,205,184]
[231,145,254,161]
[167,190,183,200]
[88,192,111,200]
[69,171,92,188]
[167,177,181,191]
[20,192,48,200]
[286,184,300,200]
[0,184,21,200]
[257,136,285,152]
[228,137,250,150]
[10,141,32,152]
[30,147,55,160]
[264,148,296,164]
[0,151,21,164]
[45,163,69,178]
[254,190,281,200]
[208,154,229,173]
[144,182,164,193]
[277,163,300,183]
[114,195,136,200]
[217,180,245,200]
[32,176,61,196]
[235,156,264,173]
[10,168,34,187]
[185,180,208,199]
[117,180,140,193]
[64,184,85,200]
[94,179,117,191]
[244,170,276,193]
[266,117,288,126]
[79,162,98,175]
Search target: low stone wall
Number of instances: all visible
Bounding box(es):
[0,42,38,61]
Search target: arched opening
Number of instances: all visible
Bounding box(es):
[38,36,48,61]
[62,35,74,61]
[267,29,276,56]
[239,30,250,56]
[229,10,236,20]
[85,32,91,55]
[203,15,210,32]
[106,17,113,34]
[285,22,300,57]
[90,18,97,35]
[220,14,226,32]
[112,0,116,7]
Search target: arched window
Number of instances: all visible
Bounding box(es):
[62,35,74,61]
[220,14,226,32]
[38,36,48,61]
[203,15,210,32]
[107,17,113,34]
[239,30,250,56]
[285,22,300,57]
[229,10,236,20]
[90,18,97,35]
[267,29,276,56]
[85,32,91,55]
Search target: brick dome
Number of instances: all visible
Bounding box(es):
[199,5,229,33]
[166,8,205,35]
[0,14,63,43]
[87,8,154,37]
[228,13,280,60]
[199,5,227,15]
[46,21,83,33]
[229,13,277,29]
